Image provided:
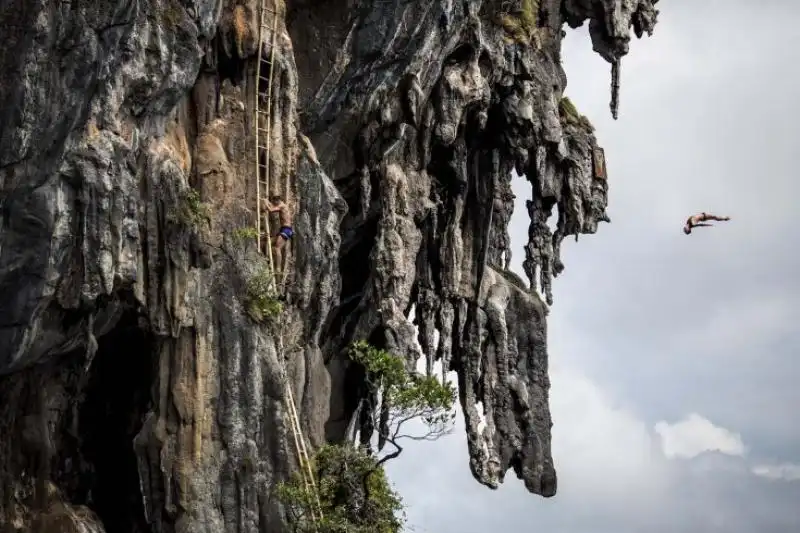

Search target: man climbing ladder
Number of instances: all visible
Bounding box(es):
[261,194,293,276]
[252,1,322,525]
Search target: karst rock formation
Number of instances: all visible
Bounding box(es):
[0,0,659,531]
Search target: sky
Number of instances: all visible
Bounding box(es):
[386,1,800,531]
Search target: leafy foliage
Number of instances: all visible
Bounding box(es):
[277,444,405,533]
[497,0,539,43]
[277,344,453,531]
[348,341,407,388]
[559,96,580,119]
[232,226,259,244]
[558,96,595,132]
[177,188,211,228]
[244,265,282,323]
[348,341,457,461]
[161,0,185,26]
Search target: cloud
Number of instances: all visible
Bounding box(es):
[752,463,800,482]
[390,364,800,533]
[548,365,671,506]
[654,413,746,459]
[388,364,676,532]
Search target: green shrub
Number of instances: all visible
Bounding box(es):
[497,0,539,43]
[244,265,282,323]
[162,1,184,27]
[177,188,211,228]
[232,226,259,244]
[277,444,405,533]
[559,96,594,132]
[558,96,579,119]
[277,343,454,531]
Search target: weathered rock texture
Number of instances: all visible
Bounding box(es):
[0,0,658,531]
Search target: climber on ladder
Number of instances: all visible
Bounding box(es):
[683,212,731,235]
[262,194,293,272]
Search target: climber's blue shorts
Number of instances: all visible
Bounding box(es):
[278,226,294,241]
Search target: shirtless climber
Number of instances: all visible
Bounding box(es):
[683,212,731,235]
[262,195,293,272]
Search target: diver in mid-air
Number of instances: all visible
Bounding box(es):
[683,212,731,235]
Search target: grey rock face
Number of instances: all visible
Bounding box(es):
[303,0,654,495]
[0,0,659,531]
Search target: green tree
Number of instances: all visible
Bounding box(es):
[347,340,457,464]
[277,444,405,533]
[276,342,456,532]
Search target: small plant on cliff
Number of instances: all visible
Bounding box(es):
[277,444,405,533]
[559,96,580,120]
[232,226,259,244]
[558,96,595,132]
[497,0,539,43]
[244,265,282,323]
[348,340,457,464]
[177,188,211,228]
[160,0,184,27]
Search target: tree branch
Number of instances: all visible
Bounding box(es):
[376,436,404,467]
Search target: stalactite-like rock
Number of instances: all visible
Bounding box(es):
[564,0,659,118]
[301,0,657,494]
[611,58,621,119]
[0,0,660,531]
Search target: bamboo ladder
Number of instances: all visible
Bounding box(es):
[254,0,323,525]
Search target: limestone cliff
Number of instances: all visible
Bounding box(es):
[0,0,659,531]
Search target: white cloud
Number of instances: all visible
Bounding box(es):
[551,367,660,481]
[391,365,800,533]
[654,413,746,459]
[752,463,800,482]
[548,365,673,512]
[388,366,677,531]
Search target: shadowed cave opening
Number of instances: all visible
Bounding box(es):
[78,309,155,533]
[322,213,379,441]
